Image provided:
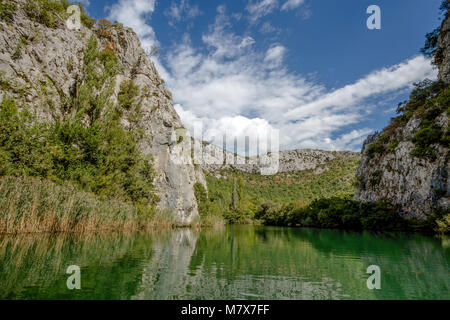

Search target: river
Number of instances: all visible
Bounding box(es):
[0,225,449,299]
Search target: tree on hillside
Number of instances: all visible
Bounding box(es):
[422,0,449,65]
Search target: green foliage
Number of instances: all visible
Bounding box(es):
[421,1,449,66]
[253,197,446,233]
[411,121,445,159]
[206,155,359,224]
[22,0,95,29]
[193,182,225,226]
[0,36,158,216]
[11,44,21,60]
[435,213,450,234]
[24,0,66,28]
[79,3,96,29]
[366,80,449,160]
[194,183,209,218]
[96,18,113,38]
[0,0,17,23]
[254,197,417,231]
[118,80,140,111]
[422,28,443,66]
[117,80,143,129]
[441,0,450,12]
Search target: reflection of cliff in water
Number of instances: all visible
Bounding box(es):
[133,226,449,300]
[132,229,200,300]
[133,227,364,299]
[0,226,448,300]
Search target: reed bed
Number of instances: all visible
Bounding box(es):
[0,176,177,234]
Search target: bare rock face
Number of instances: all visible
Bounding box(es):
[355,125,448,219]
[0,0,202,224]
[197,141,358,175]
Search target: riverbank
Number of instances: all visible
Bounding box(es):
[253,197,449,235]
[0,176,225,234]
[1,175,447,235]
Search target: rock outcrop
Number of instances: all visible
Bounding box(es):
[196,141,358,175]
[354,12,449,218]
[0,0,202,224]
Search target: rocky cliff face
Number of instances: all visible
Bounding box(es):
[354,13,449,218]
[197,141,358,175]
[0,0,202,224]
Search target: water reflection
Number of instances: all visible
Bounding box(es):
[0,226,448,300]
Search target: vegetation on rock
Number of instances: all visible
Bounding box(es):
[0,33,160,232]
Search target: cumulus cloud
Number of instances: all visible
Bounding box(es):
[105,2,437,153]
[163,6,436,152]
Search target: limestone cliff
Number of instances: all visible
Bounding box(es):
[354,12,449,218]
[0,0,202,223]
[197,140,358,175]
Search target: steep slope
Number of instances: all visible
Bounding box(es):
[354,11,449,218]
[0,0,203,224]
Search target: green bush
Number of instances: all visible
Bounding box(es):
[255,197,419,231]
[0,0,17,23]
[118,80,140,111]
[0,36,158,214]
[411,121,444,159]
[366,80,449,160]
[79,4,96,28]
[24,0,65,28]
[194,183,209,218]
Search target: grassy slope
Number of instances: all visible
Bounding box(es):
[206,154,360,208]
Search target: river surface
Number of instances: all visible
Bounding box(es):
[0,225,449,300]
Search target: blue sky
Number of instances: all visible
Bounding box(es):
[81,0,443,152]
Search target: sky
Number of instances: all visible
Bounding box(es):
[81,0,444,153]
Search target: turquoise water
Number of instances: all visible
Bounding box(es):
[0,226,449,300]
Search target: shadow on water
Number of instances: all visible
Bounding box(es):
[0,226,448,300]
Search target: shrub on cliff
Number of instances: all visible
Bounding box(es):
[0,36,159,216]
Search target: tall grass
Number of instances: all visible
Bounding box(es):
[0,176,176,234]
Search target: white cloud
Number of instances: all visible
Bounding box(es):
[287,55,436,119]
[281,0,305,11]
[165,0,202,26]
[264,45,286,67]
[163,4,436,152]
[106,2,437,153]
[246,0,279,22]
[175,105,277,155]
[240,36,256,48]
[260,22,279,34]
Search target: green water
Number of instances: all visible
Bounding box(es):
[0,226,449,300]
